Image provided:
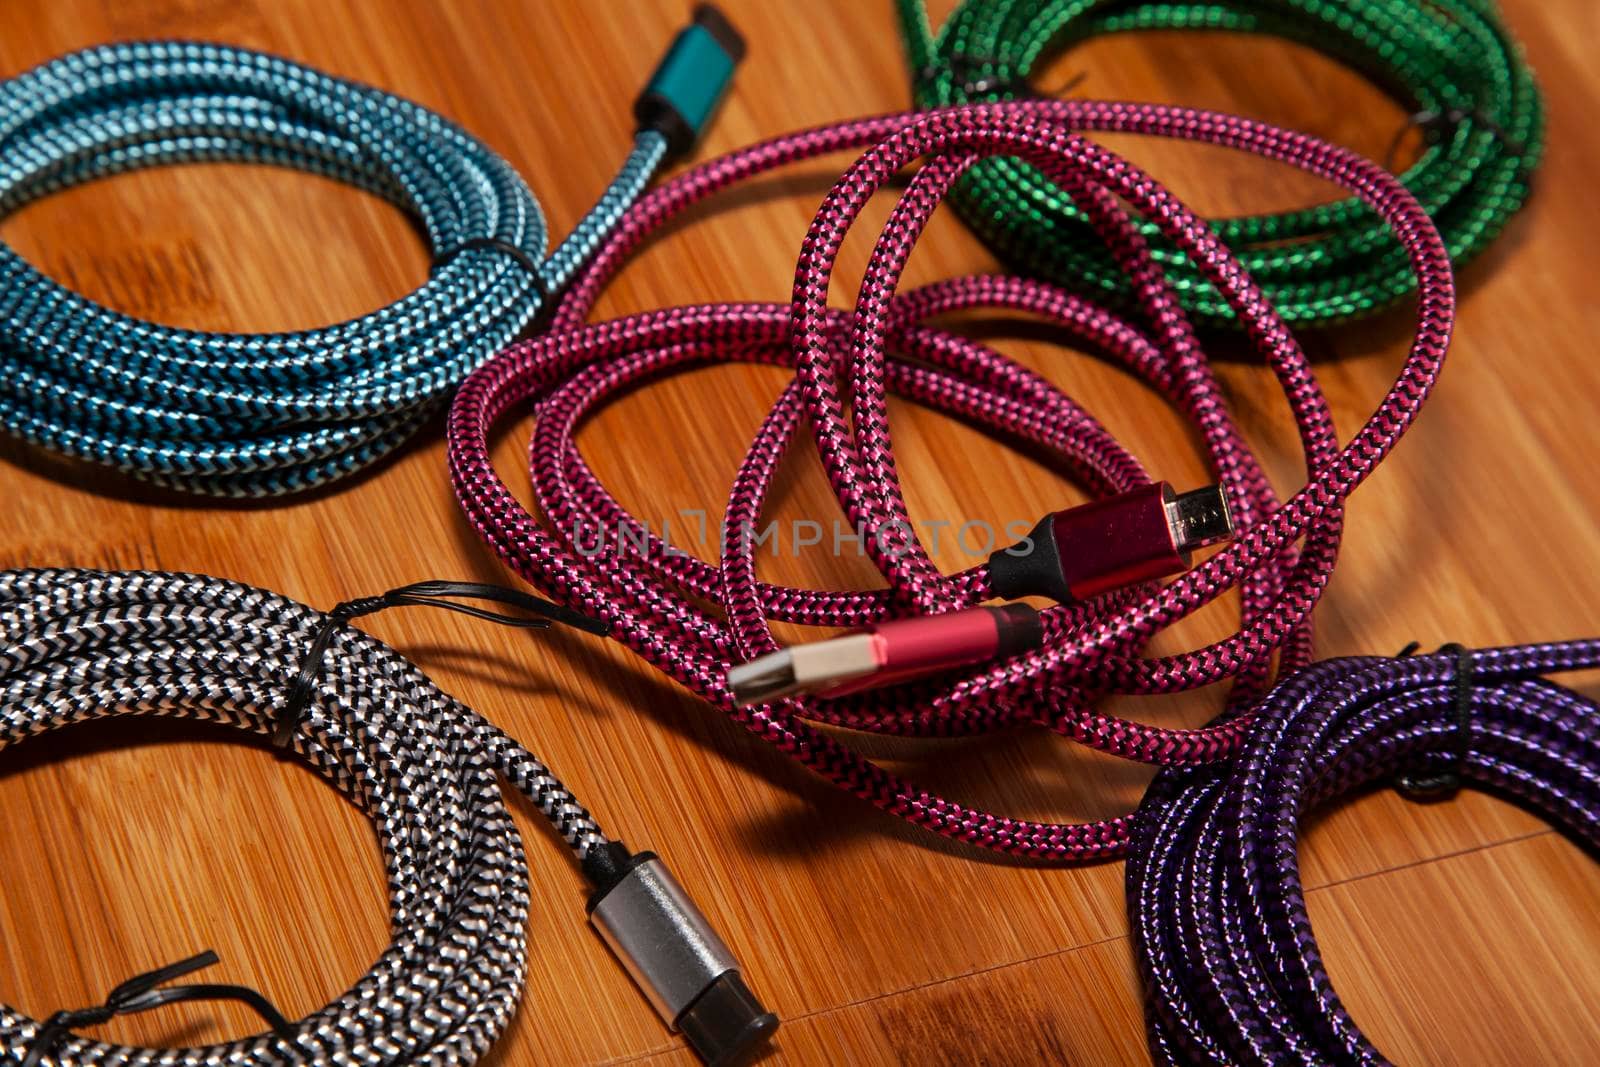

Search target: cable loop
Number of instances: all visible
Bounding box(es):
[0,567,617,1064]
[898,0,1543,327]
[1131,638,1600,1063]
[448,98,1454,862]
[0,42,668,497]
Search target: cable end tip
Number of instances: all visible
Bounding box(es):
[727,634,882,704]
[691,4,746,64]
[680,971,777,1067]
[726,650,797,706]
[589,854,779,1065]
[567,611,614,637]
[634,4,746,156]
[1166,484,1235,554]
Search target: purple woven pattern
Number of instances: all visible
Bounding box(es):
[1129,642,1600,1065]
[447,100,1455,862]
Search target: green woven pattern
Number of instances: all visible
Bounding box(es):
[899,0,1543,327]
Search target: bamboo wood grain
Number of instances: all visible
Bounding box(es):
[0,1,1594,1064]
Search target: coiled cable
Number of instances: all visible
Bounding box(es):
[897,0,1541,327]
[0,41,668,497]
[0,568,773,1065]
[1129,640,1600,1065]
[448,98,1454,862]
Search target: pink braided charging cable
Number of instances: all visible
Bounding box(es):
[447,100,1454,861]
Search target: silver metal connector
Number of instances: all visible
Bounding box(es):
[590,856,777,1066]
[725,633,879,705]
[1165,484,1235,554]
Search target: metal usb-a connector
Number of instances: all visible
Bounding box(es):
[727,604,1044,705]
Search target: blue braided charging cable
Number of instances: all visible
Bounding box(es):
[0,26,739,497]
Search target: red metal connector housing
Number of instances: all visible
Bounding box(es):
[726,604,1042,705]
[988,483,1234,603]
[724,484,1232,704]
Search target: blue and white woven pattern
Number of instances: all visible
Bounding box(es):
[0,41,667,496]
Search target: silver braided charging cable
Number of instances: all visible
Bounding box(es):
[0,568,606,1066]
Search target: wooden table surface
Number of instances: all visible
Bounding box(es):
[0,1,1596,1063]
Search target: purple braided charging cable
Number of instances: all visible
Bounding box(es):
[447,99,1455,861]
[1130,641,1600,1064]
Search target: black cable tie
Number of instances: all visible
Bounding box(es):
[431,236,550,293]
[21,951,297,1067]
[967,68,1086,99]
[960,67,1017,97]
[1395,642,1474,800]
[1384,105,1526,172]
[916,52,995,91]
[272,580,610,750]
[917,53,1083,100]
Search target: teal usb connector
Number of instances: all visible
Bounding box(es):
[635,5,746,156]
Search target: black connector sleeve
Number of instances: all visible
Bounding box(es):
[634,5,746,156]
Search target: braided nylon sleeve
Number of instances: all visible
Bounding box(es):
[0,42,668,497]
[0,568,609,1064]
[898,0,1541,327]
[447,99,1455,863]
[1129,641,1600,1065]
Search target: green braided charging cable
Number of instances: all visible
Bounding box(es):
[899,0,1543,328]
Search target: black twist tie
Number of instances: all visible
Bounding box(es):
[431,236,549,293]
[915,53,997,92]
[21,951,296,1067]
[1395,642,1474,800]
[917,53,1085,100]
[1384,105,1527,172]
[968,68,1086,100]
[272,580,610,750]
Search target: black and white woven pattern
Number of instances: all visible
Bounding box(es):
[0,568,608,1065]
